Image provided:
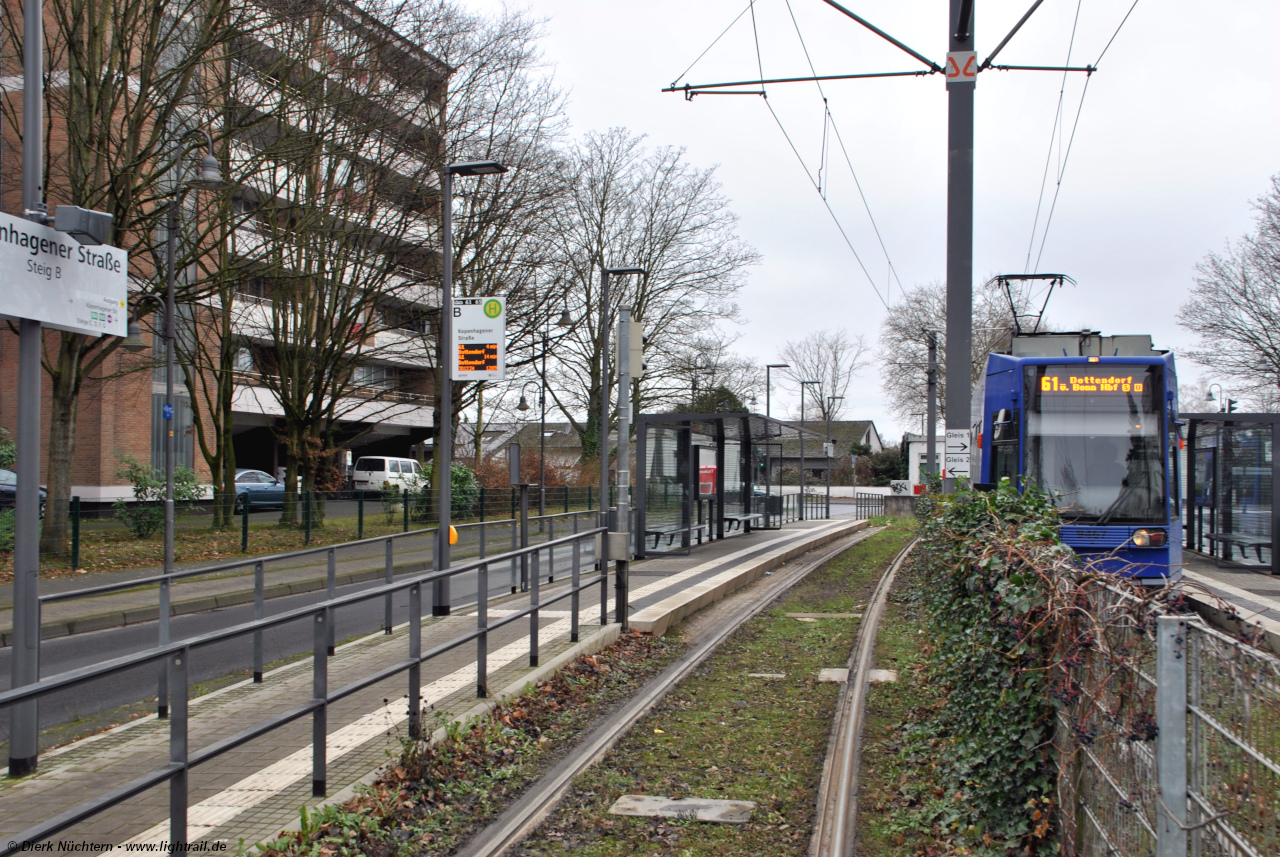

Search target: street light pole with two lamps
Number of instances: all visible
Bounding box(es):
[435,160,508,616]
[157,128,232,718]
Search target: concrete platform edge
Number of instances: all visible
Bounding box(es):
[1181,571,1280,655]
[630,519,869,637]
[256,622,624,851]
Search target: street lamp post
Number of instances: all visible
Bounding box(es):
[158,129,229,719]
[436,160,508,617]
[516,380,542,510]
[799,380,820,521]
[765,363,789,419]
[1207,383,1224,413]
[597,267,645,521]
[826,395,843,518]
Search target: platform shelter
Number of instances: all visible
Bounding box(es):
[1183,412,1279,574]
[633,411,829,558]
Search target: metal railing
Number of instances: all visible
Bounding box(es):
[41,507,598,686]
[1,525,609,853]
[851,492,886,519]
[49,485,602,570]
[1056,581,1280,856]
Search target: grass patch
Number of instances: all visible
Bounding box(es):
[512,521,916,857]
[257,631,683,857]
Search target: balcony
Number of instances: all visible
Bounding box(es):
[231,371,433,428]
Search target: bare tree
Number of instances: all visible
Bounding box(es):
[1178,174,1280,410]
[877,281,1019,421]
[778,329,869,422]
[544,128,759,459]
[0,0,250,552]
[662,330,763,411]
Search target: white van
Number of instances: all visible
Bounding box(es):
[353,456,424,491]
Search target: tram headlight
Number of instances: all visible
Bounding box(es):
[1132,528,1167,548]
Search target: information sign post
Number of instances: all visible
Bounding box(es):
[944,429,971,481]
[452,297,506,381]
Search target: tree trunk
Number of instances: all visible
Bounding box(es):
[40,335,85,558]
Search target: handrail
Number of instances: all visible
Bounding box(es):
[4,522,610,853]
[40,507,598,605]
[6,526,605,709]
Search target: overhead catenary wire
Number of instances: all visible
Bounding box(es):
[1024,0,1084,274]
[669,2,755,89]
[1025,0,1144,274]
[783,0,906,302]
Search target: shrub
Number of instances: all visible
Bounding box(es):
[0,428,15,469]
[0,507,13,552]
[909,478,1072,853]
[112,455,203,539]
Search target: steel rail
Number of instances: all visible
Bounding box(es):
[456,525,885,857]
[809,538,916,856]
[0,528,606,710]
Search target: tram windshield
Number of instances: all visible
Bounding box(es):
[1024,364,1166,523]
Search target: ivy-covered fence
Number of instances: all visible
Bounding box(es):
[912,480,1279,856]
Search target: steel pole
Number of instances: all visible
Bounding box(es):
[799,385,806,521]
[766,366,772,419]
[945,0,975,493]
[434,169,454,615]
[598,269,611,524]
[615,308,634,630]
[10,0,47,777]
[926,330,938,480]
[539,331,547,516]
[156,201,178,718]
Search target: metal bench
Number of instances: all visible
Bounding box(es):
[724,513,764,533]
[645,523,710,549]
[1207,531,1271,562]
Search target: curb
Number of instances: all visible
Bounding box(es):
[260,623,625,850]
[1180,571,1280,655]
[629,518,869,636]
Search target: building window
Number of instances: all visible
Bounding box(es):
[234,346,255,373]
[354,363,397,391]
[152,395,196,472]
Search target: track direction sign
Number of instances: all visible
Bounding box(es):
[0,210,127,337]
[944,428,971,478]
[452,296,506,380]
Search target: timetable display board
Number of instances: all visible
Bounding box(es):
[452,297,506,380]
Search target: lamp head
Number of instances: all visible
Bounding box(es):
[767,363,790,369]
[605,267,646,276]
[121,320,149,353]
[556,307,573,327]
[188,153,230,190]
[516,394,530,412]
[448,160,508,176]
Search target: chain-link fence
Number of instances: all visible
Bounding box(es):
[1056,580,1279,857]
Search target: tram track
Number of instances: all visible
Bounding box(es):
[456,525,887,857]
[807,537,917,857]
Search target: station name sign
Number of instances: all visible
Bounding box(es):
[0,210,128,337]
[1040,373,1145,394]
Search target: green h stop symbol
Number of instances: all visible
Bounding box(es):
[483,299,502,318]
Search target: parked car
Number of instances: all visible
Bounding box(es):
[352,456,424,491]
[234,468,286,513]
[0,468,46,518]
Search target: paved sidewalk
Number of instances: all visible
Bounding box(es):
[0,516,859,848]
[1179,551,1280,650]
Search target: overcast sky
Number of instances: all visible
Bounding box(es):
[468,0,1280,438]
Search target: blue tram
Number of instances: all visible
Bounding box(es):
[972,332,1181,582]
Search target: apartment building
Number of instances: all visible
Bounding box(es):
[0,0,449,500]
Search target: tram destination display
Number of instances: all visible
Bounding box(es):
[1038,370,1146,394]
[452,297,506,380]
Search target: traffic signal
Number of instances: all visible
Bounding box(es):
[1227,398,1238,413]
